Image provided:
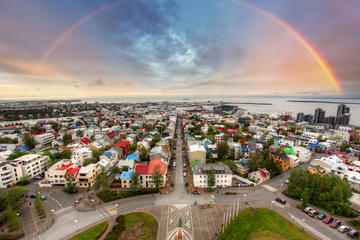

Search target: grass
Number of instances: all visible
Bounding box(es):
[70,222,108,240]
[347,219,360,232]
[123,212,158,240]
[217,208,316,240]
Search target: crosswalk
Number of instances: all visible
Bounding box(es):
[262,184,278,192]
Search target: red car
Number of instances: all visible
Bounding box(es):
[330,219,341,228]
[323,216,334,224]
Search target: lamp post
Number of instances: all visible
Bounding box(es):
[244,194,247,205]
[74,220,79,232]
[302,219,305,231]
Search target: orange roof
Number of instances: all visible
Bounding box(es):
[148,160,167,175]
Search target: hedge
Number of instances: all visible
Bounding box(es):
[104,215,125,240]
[97,189,159,202]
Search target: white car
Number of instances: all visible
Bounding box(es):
[183,172,187,177]
[338,225,350,233]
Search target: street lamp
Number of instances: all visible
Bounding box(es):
[271,200,274,210]
[243,194,247,205]
[74,219,79,232]
[302,219,305,230]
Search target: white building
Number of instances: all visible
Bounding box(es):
[292,147,312,163]
[188,144,206,164]
[13,154,48,178]
[35,133,55,149]
[215,133,225,144]
[43,160,79,186]
[73,147,92,165]
[0,162,23,188]
[98,150,118,170]
[192,163,232,188]
[248,168,270,184]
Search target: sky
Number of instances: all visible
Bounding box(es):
[0,0,360,99]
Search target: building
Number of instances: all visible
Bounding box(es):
[34,133,55,149]
[99,149,119,170]
[272,152,290,171]
[13,154,48,178]
[336,104,350,125]
[135,160,167,188]
[43,160,80,186]
[313,108,325,124]
[192,163,232,188]
[188,144,206,164]
[248,168,270,184]
[307,165,326,176]
[215,133,225,144]
[120,169,134,188]
[77,163,100,188]
[149,146,170,163]
[296,112,304,122]
[0,162,23,188]
[73,147,92,165]
[114,141,130,155]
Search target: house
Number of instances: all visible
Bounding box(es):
[114,141,130,155]
[149,146,170,163]
[292,147,312,163]
[77,163,101,188]
[273,152,290,171]
[345,171,360,192]
[43,160,80,186]
[98,150,118,170]
[73,147,92,165]
[120,169,134,188]
[79,138,91,146]
[104,132,116,144]
[192,163,232,188]
[135,160,167,188]
[248,168,270,183]
[89,141,103,151]
[188,144,206,164]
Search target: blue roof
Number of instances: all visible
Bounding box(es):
[115,174,122,179]
[15,145,28,152]
[102,150,116,159]
[126,154,138,160]
[121,169,134,180]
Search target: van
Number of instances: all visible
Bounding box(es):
[173,162,176,167]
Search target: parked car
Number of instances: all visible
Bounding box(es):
[34,175,43,180]
[348,230,359,238]
[329,219,341,228]
[183,172,187,177]
[308,209,318,217]
[173,162,176,167]
[323,216,334,224]
[40,195,47,200]
[317,213,326,220]
[285,179,289,184]
[183,163,186,168]
[303,207,312,213]
[275,197,286,205]
[30,194,36,198]
[338,225,350,233]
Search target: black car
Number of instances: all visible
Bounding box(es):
[348,230,359,238]
[30,194,36,198]
[275,197,286,205]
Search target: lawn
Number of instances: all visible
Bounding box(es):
[123,212,158,240]
[70,222,108,240]
[217,208,316,240]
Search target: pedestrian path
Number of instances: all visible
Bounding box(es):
[166,204,193,240]
[262,184,278,192]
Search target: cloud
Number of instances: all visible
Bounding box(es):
[89,79,105,86]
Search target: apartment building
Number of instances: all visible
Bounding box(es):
[43,160,80,186]
[73,147,92,165]
[34,133,55,149]
[13,154,48,178]
[0,162,23,188]
[77,163,100,188]
[192,163,232,188]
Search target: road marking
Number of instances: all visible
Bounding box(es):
[262,184,278,192]
[107,207,117,211]
[46,194,63,209]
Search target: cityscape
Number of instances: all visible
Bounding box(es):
[1,1,360,240]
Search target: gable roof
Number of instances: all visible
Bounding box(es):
[80,138,91,144]
[148,160,167,175]
[135,164,149,175]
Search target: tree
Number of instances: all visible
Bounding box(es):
[7,206,22,232]
[93,170,109,191]
[152,166,163,189]
[150,134,161,148]
[206,150,212,160]
[23,134,36,149]
[140,147,148,161]
[35,192,45,216]
[92,150,103,161]
[17,175,30,186]
[233,134,241,143]
[207,168,215,187]
[130,172,141,191]
[63,134,72,146]
[111,166,121,174]
[266,138,274,146]
[64,175,77,194]
[30,125,45,134]
[60,149,72,159]
[83,158,97,166]
[217,142,229,160]
[8,151,28,160]
[128,143,137,154]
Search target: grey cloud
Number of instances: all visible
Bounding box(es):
[89,79,105,86]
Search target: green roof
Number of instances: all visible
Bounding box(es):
[284,148,295,155]
[191,160,199,167]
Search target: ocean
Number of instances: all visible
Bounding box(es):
[84,96,360,126]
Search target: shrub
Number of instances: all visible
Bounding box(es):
[104,215,125,240]
[225,192,237,195]
[97,189,159,202]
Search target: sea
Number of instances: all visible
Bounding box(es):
[83,95,360,126]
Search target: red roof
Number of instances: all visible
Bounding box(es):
[80,138,91,144]
[135,164,149,175]
[148,160,167,175]
[56,163,74,171]
[259,169,269,178]
[66,167,81,177]
[106,132,115,139]
[114,141,130,154]
[28,132,46,135]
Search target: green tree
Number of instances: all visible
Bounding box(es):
[150,134,161,148]
[35,192,45,216]
[8,151,28,160]
[140,147,148,161]
[62,133,72,146]
[217,142,229,160]
[111,166,121,174]
[266,138,274,146]
[23,134,36,149]
[152,166,163,190]
[30,125,46,134]
[207,168,215,187]
[233,134,241,143]
[83,158,97,166]
[130,171,141,191]
[128,143,137,154]
[64,175,77,194]
[92,150,103,161]
[17,175,30,186]
[206,150,212,160]
[93,170,109,191]
[60,149,72,159]
[6,206,22,232]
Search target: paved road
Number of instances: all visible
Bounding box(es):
[38,117,349,240]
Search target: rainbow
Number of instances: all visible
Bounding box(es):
[37,0,344,94]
